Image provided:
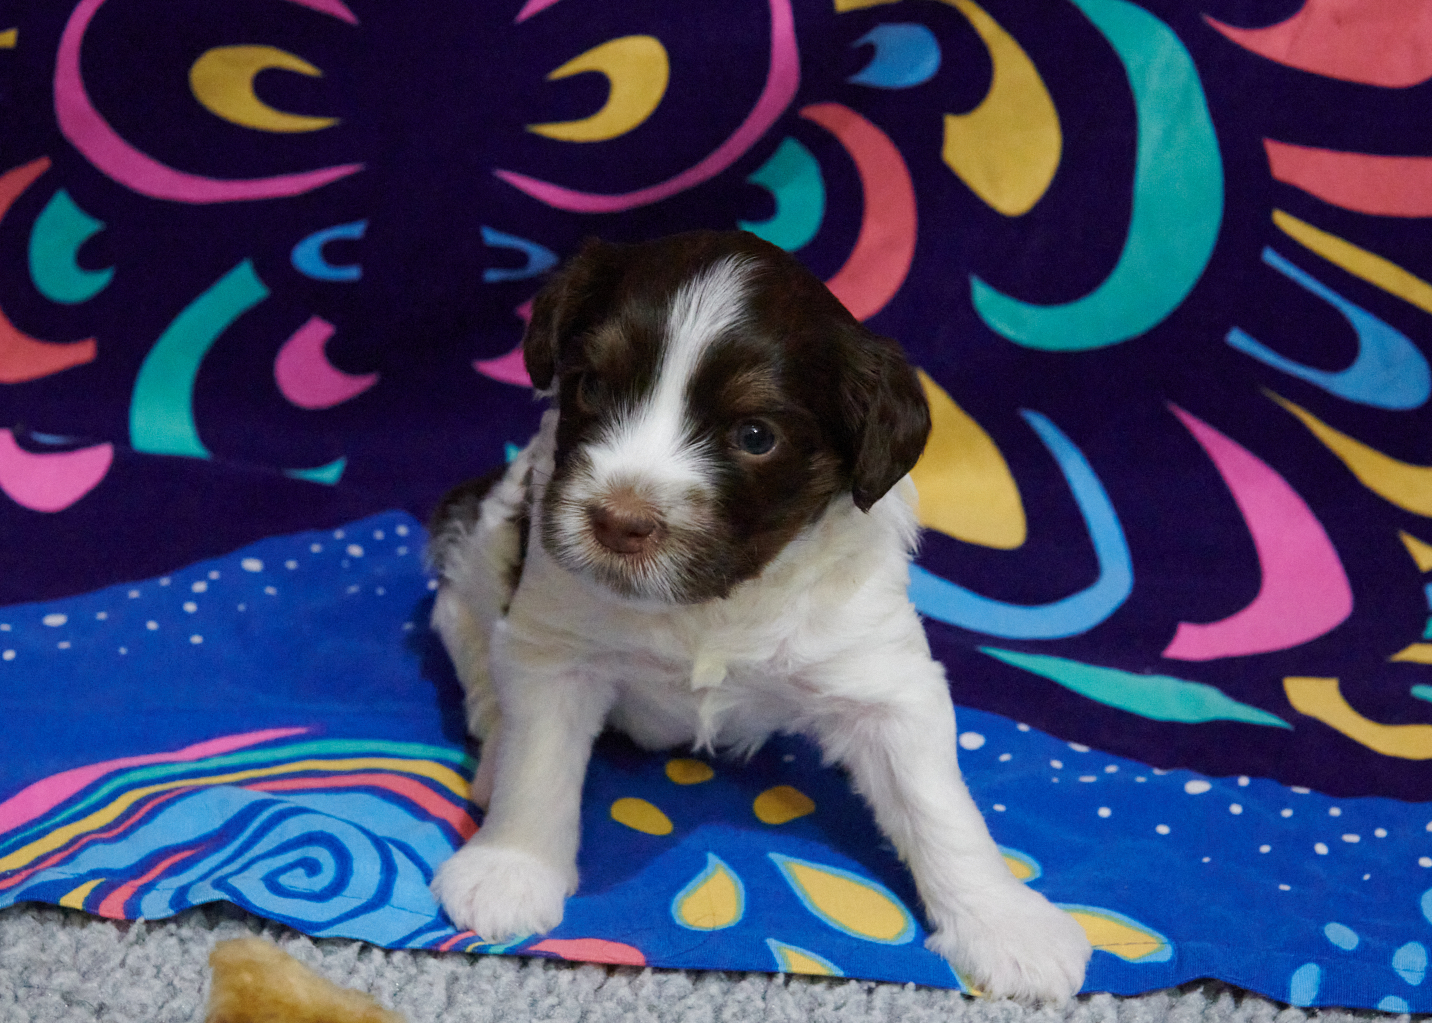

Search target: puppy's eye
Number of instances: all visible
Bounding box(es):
[576,372,607,410]
[733,420,777,456]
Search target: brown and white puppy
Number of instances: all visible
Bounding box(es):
[427,231,1091,1002]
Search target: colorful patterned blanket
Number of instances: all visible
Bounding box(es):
[1,0,1430,1011]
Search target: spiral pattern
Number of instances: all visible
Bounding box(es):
[0,732,475,947]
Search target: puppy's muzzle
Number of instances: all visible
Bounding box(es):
[587,493,664,555]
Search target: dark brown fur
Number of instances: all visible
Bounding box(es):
[520,231,931,604]
[428,463,529,597]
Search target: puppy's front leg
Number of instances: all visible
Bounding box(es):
[811,646,1091,1003]
[431,624,613,942]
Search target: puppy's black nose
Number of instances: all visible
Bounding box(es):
[588,500,660,554]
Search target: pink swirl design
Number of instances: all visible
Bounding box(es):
[0,157,98,383]
[530,938,647,966]
[801,103,916,322]
[474,299,536,387]
[514,0,563,23]
[274,316,380,410]
[1264,140,1432,218]
[287,0,358,25]
[0,430,113,513]
[54,0,363,203]
[493,0,798,212]
[1204,0,1432,89]
[1161,405,1353,661]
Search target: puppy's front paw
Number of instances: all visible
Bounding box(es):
[430,844,569,942]
[927,883,1092,1004]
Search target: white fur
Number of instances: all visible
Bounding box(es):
[430,275,1091,1003]
[587,255,752,492]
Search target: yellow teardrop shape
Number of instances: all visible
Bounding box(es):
[673,853,744,930]
[753,785,815,824]
[610,796,673,835]
[1064,906,1171,962]
[665,758,715,784]
[770,854,914,944]
[766,938,843,976]
[908,370,1027,549]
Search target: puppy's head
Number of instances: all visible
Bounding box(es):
[525,231,930,604]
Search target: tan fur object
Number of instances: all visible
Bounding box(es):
[206,937,405,1023]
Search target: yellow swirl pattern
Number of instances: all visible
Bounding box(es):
[189,45,339,133]
[59,878,103,909]
[1284,677,1432,760]
[938,0,1062,216]
[1268,391,1432,518]
[1000,847,1041,882]
[1274,210,1432,317]
[528,36,669,143]
[909,370,1027,548]
[1064,906,1172,961]
[1400,531,1432,572]
[767,938,843,976]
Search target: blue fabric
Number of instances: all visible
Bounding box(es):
[0,513,1427,1008]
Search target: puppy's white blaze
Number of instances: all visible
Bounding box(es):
[661,253,754,392]
[586,256,754,493]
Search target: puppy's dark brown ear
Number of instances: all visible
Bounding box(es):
[838,327,932,512]
[523,237,622,391]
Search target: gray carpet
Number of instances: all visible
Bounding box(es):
[0,905,1414,1023]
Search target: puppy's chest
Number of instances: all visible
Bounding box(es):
[556,600,819,750]
[606,636,811,751]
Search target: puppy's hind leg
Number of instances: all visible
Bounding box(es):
[427,462,530,809]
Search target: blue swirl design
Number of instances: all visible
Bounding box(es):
[0,736,476,948]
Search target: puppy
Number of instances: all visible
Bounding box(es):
[427,231,1092,1002]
